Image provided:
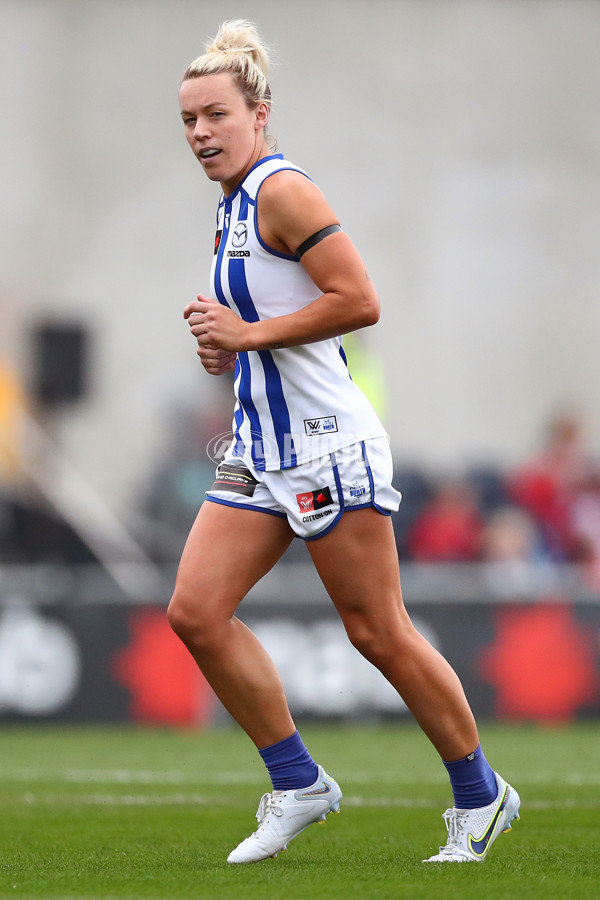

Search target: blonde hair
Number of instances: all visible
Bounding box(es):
[182,20,272,110]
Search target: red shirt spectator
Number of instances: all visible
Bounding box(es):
[408,479,483,562]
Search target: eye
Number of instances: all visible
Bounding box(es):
[183,117,196,126]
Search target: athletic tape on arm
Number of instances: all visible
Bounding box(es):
[296,224,342,259]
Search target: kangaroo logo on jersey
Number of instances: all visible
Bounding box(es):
[214,229,222,255]
[232,223,248,247]
[296,486,333,513]
[304,416,338,436]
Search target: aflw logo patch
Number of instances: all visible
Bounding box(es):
[296,486,333,513]
[304,416,338,436]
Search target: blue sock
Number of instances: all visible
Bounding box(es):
[258,731,319,791]
[443,744,498,809]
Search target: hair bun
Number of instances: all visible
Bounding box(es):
[206,19,270,78]
[182,19,272,110]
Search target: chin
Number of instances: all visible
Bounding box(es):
[200,165,223,183]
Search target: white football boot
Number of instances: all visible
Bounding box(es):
[423,772,520,863]
[227,765,342,863]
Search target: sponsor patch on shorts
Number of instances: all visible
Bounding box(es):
[212,464,258,497]
[296,486,333,513]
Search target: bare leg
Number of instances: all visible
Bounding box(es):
[168,501,297,748]
[307,508,479,760]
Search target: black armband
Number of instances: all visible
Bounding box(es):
[296,224,342,258]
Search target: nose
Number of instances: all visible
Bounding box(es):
[193,118,211,142]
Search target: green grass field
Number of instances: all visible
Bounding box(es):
[0,722,598,899]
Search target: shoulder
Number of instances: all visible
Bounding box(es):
[254,160,339,255]
[258,169,335,230]
[258,167,323,204]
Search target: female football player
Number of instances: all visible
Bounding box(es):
[168,19,519,864]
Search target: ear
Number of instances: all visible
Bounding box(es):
[255,101,270,131]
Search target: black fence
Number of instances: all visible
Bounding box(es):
[0,563,598,725]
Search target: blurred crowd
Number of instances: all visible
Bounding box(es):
[392,410,600,589]
[2,398,600,593]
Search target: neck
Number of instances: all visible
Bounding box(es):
[221,140,270,196]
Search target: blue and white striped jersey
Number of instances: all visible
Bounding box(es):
[210,154,386,471]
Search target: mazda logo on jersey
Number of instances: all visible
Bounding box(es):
[296,486,334,513]
[232,223,248,248]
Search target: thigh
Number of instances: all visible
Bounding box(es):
[175,500,295,616]
[306,506,408,623]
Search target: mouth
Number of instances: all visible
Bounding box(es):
[199,148,221,160]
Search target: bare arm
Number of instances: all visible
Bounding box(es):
[185,170,379,353]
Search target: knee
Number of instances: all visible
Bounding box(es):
[343,615,411,670]
[344,618,385,665]
[167,584,226,651]
[166,589,195,643]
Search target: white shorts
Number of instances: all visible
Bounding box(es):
[205,436,402,540]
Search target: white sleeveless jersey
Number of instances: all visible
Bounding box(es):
[210,154,386,471]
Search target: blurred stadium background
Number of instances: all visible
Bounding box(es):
[1,0,599,727]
